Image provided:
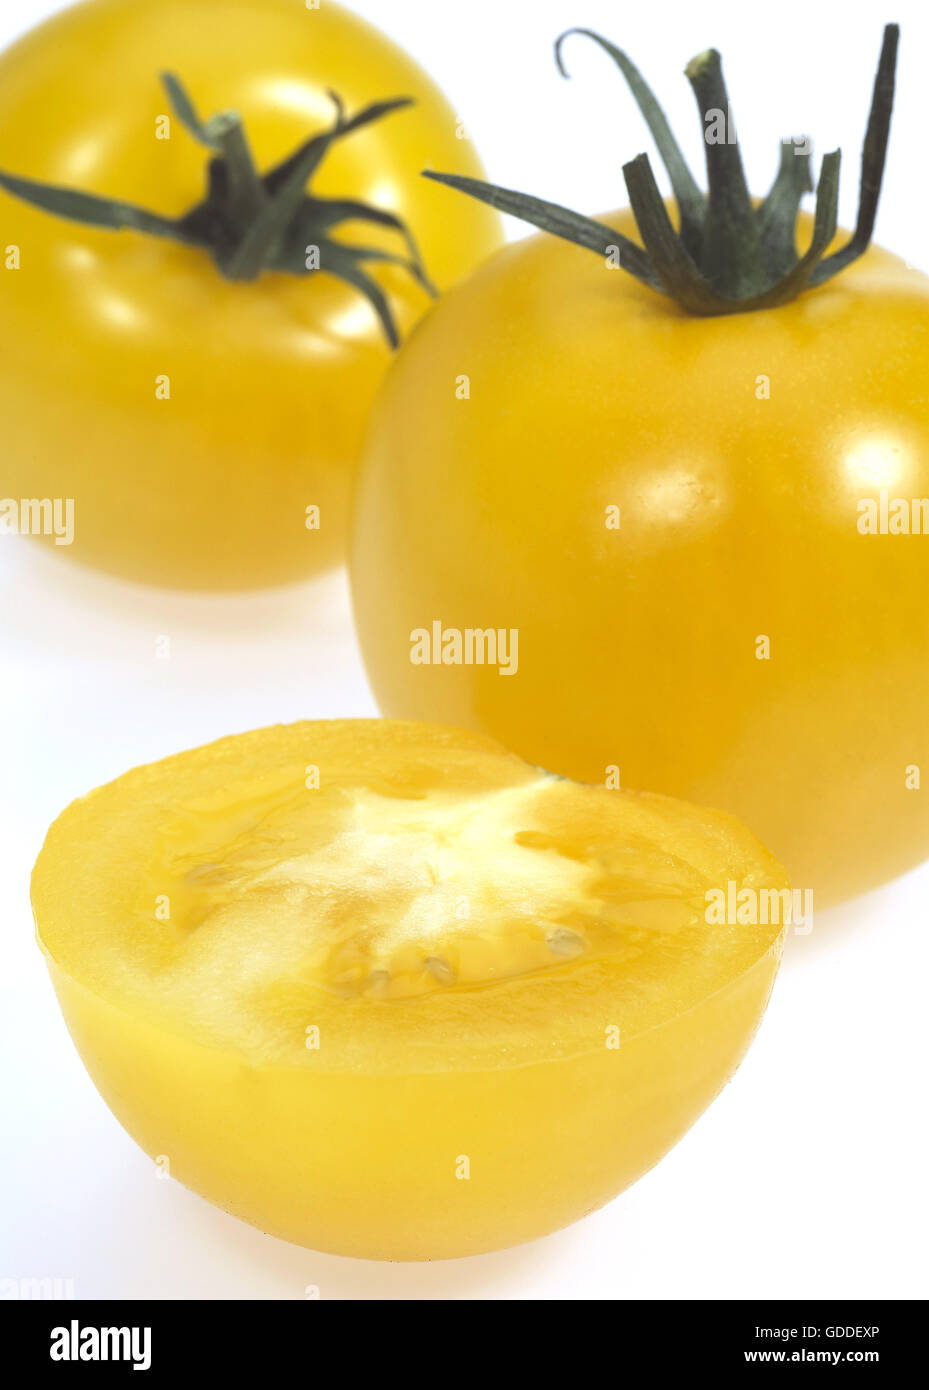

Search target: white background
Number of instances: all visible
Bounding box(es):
[2,0,928,1300]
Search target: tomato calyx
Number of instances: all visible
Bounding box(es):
[0,75,437,346]
[424,24,899,316]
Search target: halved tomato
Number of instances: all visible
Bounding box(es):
[33,720,787,1259]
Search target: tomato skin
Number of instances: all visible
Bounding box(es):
[46,952,779,1259]
[352,210,929,907]
[0,0,502,588]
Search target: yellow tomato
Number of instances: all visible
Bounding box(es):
[0,0,502,588]
[352,210,929,908]
[32,720,786,1260]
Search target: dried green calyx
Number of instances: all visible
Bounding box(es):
[0,74,437,346]
[424,24,899,315]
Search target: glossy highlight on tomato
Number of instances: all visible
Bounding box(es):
[32,720,786,1260]
[0,0,503,588]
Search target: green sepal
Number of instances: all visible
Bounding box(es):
[424,24,899,317]
[0,75,436,346]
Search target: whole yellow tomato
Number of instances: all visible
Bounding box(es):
[0,0,502,588]
[33,720,786,1259]
[352,26,929,907]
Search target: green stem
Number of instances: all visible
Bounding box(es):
[684,48,761,298]
[211,113,266,229]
